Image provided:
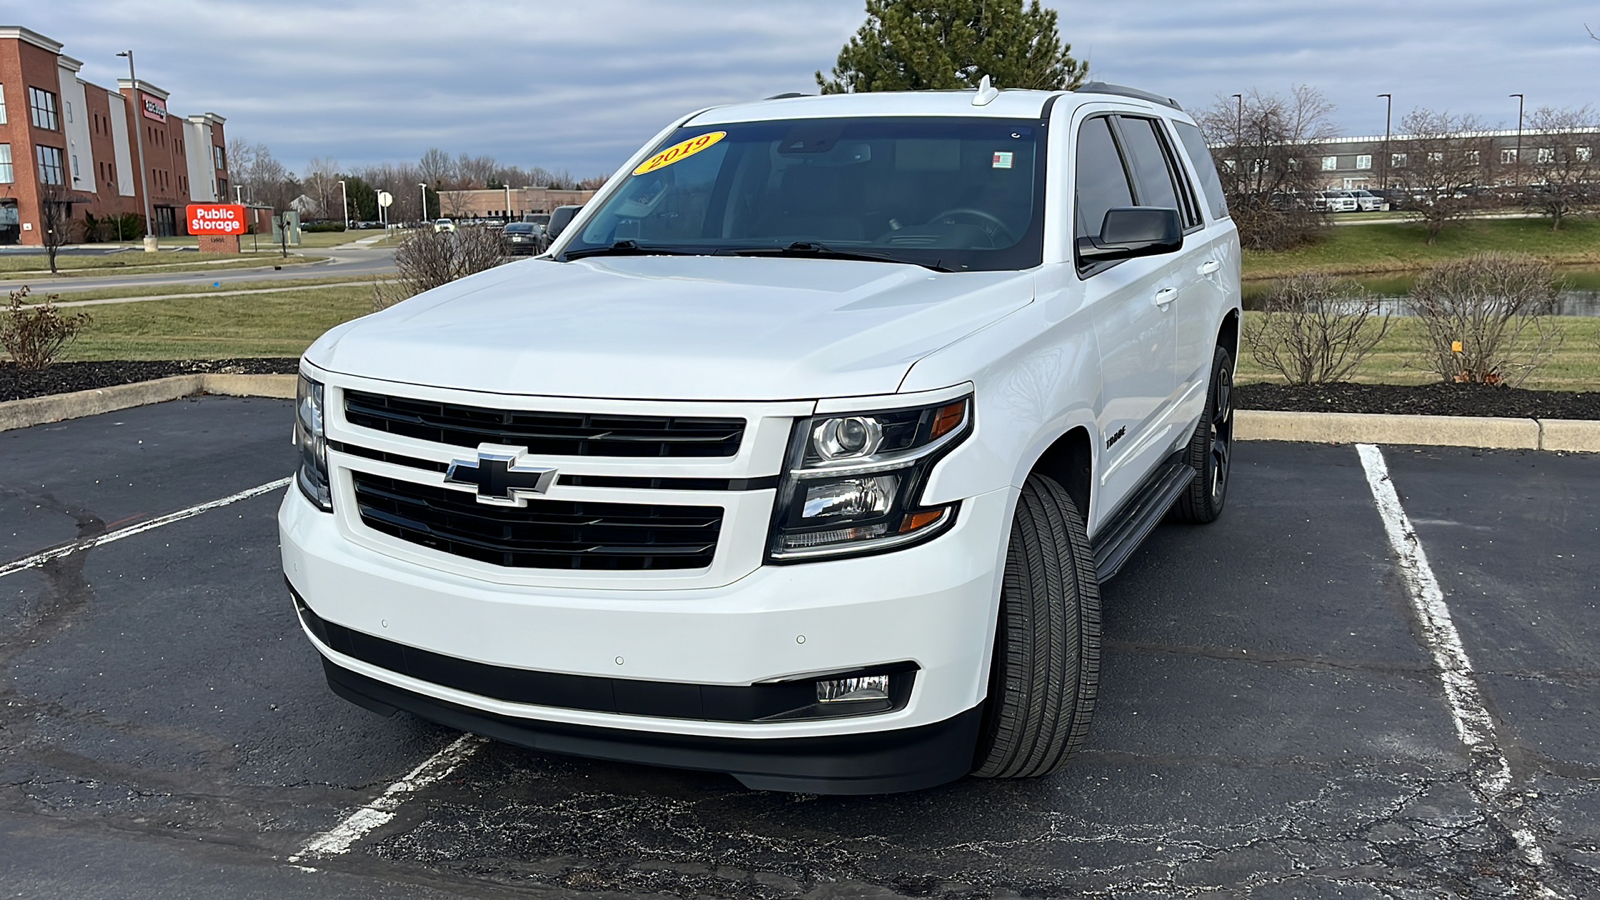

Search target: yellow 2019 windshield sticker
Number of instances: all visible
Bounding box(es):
[633,131,726,176]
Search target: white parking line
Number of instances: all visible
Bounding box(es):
[1357,444,1548,876]
[289,734,487,864]
[0,477,291,580]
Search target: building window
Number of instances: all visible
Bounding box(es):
[72,153,80,181]
[1579,147,1593,163]
[65,100,73,123]
[1321,156,1337,171]
[28,87,60,130]
[1391,153,1407,168]
[213,145,226,170]
[37,146,65,185]
[218,178,229,199]
[1502,148,1518,164]
[0,144,12,184]
[1355,154,1372,170]
[1536,147,1555,164]
[1435,152,1449,164]
[0,85,7,124]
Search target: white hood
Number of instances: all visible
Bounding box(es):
[306,256,1033,401]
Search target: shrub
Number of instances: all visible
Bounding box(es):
[1407,253,1561,386]
[1242,273,1392,384]
[373,226,509,310]
[1,286,92,370]
[303,222,346,233]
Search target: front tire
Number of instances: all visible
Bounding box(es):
[1176,344,1234,524]
[972,474,1100,779]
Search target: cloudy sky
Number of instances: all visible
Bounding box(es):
[23,0,1600,180]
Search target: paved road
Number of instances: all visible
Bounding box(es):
[0,399,1595,898]
[7,246,396,294]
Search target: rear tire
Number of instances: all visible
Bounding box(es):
[1176,344,1233,524]
[972,474,1100,779]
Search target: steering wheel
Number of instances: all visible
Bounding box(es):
[927,207,1013,245]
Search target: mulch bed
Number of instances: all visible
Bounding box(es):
[1236,381,1600,420]
[2,360,1598,421]
[1,359,298,403]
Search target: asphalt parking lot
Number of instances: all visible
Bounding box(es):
[1,396,1596,899]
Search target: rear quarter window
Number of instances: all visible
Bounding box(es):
[1172,120,1229,222]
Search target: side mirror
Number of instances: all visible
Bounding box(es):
[545,206,579,240]
[1076,207,1183,264]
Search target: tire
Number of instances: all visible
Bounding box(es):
[1176,344,1234,524]
[972,474,1101,780]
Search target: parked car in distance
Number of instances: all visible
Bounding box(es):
[432,218,456,233]
[1349,189,1386,212]
[501,221,544,254]
[1314,190,1358,213]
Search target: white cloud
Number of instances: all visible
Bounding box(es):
[23,0,1600,175]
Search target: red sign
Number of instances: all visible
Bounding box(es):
[186,204,246,235]
[141,92,167,122]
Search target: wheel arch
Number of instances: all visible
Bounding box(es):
[1218,308,1240,360]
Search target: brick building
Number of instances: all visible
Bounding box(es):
[0,25,231,246]
[437,186,598,222]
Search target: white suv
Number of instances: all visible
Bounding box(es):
[281,82,1241,794]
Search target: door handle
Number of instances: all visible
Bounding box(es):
[1197,259,1221,276]
[1153,287,1177,309]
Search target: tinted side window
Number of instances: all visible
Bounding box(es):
[1172,120,1229,221]
[1074,116,1134,240]
[1118,117,1182,214]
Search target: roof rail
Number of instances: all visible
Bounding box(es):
[764,92,810,100]
[1075,82,1182,111]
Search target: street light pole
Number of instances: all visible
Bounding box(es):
[504,184,512,221]
[338,179,350,231]
[116,50,157,252]
[419,183,428,225]
[1509,93,1525,187]
[1377,93,1392,190]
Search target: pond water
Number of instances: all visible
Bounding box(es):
[1243,266,1600,317]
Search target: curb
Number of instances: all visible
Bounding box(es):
[2,378,1597,452]
[1235,409,1600,453]
[0,374,294,433]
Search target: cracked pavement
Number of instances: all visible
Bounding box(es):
[0,398,1595,898]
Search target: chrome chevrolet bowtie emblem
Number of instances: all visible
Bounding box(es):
[444,444,557,507]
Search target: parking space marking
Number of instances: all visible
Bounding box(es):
[288,733,487,865]
[0,477,291,580]
[1357,444,1549,877]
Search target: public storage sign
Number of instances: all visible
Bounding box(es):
[186,204,246,235]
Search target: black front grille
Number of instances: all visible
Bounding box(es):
[344,390,744,458]
[352,473,720,571]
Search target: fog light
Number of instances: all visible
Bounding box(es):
[816,674,890,703]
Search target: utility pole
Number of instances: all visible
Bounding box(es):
[116,50,157,252]
[338,179,350,230]
[1509,93,1525,187]
[419,182,428,225]
[1377,93,1392,191]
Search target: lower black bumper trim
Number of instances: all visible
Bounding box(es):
[323,659,983,795]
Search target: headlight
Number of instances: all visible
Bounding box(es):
[294,373,332,511]
[767,396,970,562]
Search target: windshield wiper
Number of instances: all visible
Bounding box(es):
[724,242,951,272]
[564,240,697,261]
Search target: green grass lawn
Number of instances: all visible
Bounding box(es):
[1236,313,1600,391]
[0,253,328,280]
[58,285,376,361]
[1243,217,1600,280]
[38,275,391,304]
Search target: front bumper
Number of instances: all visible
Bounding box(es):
[279,484,1014,791]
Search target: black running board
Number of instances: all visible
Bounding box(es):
[1090,463,1196,583]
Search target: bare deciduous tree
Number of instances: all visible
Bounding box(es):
[1408,253,1561,386]
[37,180,79,274]
[1521,105,1600,230]
[1390,109,1496,244]
[372,227,510,310]
[1243,273,1392,384]
[302,156,343,221]
[1195,86,1336,250]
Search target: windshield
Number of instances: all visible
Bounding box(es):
[563,116,1045,272]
